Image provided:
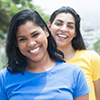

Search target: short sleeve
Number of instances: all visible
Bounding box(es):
[73,68,90,98]
[0,70,7,100]
[91,51,100,81]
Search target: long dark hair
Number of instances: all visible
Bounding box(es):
[6,9,64,74]
[49,6,86,50]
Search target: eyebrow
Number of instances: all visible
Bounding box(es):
[67,22,75,25]
[56,19,63,23]
[56,19,75,25]
[30,30,37,35]
[17,30,37,39]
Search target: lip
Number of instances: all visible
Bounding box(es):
[56,33,68,40]
[28,47,41,54]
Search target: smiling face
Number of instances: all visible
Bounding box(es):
[48,13,76,48]
[16,21,49,64]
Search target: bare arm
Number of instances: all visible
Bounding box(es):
[74,94,89,100]
[94,78,100,100]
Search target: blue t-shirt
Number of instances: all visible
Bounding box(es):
[0,61,90,100]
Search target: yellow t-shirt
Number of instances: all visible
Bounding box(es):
[66,50,100,100]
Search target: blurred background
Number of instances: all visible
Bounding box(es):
[0,0,100,70]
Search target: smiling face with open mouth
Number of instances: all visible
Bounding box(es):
[16,21,49,64]
[48,13,76,48]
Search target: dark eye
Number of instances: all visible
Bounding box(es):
[19,38,27,41]
[32,33,39,37]
[68,25,74,29]
[55,23,62,26]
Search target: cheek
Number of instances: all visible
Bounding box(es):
[18,43,26,52]
[41,35,48,50]
[50,25,57,32]
[50,28,56,38]
[70,30,76,36]
[44,37,48,47]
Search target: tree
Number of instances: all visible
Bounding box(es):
[0,0,50,39]
[94,39,100,53]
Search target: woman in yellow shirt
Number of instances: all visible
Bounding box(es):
[48,6,100,100]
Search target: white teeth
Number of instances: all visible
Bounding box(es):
[30,47,40,53]
[58,34,67,38]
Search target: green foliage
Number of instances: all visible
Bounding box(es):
[0,0,50,39]
[35,9,50,24]
[94,39,100,52]
[0,50,7,70]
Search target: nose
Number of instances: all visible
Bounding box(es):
[27,39,36,48]
[61,24,68,32]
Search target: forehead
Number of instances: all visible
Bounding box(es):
[54,13,75,22]
[18,21,38,31]
[16,21,43,36]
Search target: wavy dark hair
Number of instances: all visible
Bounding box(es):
[49,6,86,50]
[6,9,64,74]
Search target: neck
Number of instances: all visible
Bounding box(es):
[26,53,56,73]
[58,44,76,61]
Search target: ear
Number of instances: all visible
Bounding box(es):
[44,26,49,37]
[47,22,51,31]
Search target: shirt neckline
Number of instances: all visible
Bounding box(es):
[24,61,59,75]
[67,50,79,62]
